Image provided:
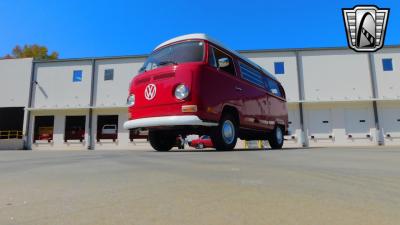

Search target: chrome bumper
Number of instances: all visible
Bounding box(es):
[123,115,218,130]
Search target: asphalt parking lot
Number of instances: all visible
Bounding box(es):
[0,147,399,225]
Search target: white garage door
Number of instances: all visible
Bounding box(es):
[307,109,332,137]
[288,109,300,135]
[344,108,372,135]
[381,108,400,137]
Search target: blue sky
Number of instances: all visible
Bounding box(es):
[0,0,398,58]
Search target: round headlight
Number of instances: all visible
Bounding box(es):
[174,84,189,100]
[127,94,135,107]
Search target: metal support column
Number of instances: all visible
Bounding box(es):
[24,61,36,150]
[367,53,383,145]
[295,51,307,147]
[88,59,96,150]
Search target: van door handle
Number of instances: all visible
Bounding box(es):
[235,86,243,91]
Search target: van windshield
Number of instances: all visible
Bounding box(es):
[139,41,204,73]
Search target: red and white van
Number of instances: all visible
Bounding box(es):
[124,34,288,151]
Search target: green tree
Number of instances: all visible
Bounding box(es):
[6,44,59,60]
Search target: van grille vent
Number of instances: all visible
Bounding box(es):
[154,73,174,80]
[135,78,150,85]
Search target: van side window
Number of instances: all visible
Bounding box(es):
[211,47,236,76]
[239,62,264,88]
[208,48,217,67]
[265,77,282,97]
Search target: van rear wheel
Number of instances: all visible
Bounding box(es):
[268,126,284,149]
[149,130,175,152]
[211,114,238,151]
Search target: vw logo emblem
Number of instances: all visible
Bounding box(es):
[144,84,157,100]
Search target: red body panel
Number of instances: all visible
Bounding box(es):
[127,40,288,136]
[129,63,198,119]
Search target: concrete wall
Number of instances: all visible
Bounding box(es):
[0,58,33,149]
[0,139,24,150]
[33,61,92,109]
[0,58,32,107]
[94,58,145,107]
[372,48,400,99]
[300,50,373,101]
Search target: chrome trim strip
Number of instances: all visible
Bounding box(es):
[123,116,218,130]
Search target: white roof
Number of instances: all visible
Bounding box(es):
[154,33,222,51]
[153,33,278,80]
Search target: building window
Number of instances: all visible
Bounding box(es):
[73,70,83,82]
[382,58,393,71]
[104,69,114,81]
[274,62,285,75]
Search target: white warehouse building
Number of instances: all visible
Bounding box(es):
[0,45,399,150]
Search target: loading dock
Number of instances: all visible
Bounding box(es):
[284,104,303,148]
[33,116,54,143]
[344,108,373,139]
[96,115,118,142]
[378,102,400,146]
[64,116,86,142]
[0,107,25,149]
[306,108,334,145]
[0,107,24,139]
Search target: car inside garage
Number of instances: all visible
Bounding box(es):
[33,116,54,143]
[64,116,86,142]
[96,115,118,142]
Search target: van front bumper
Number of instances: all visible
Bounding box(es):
[123,115,218,130]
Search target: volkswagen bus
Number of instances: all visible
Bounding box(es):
[124,34,288,151]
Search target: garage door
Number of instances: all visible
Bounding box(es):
[381,108,400,138]
[307,109,333,139]
[288,109,300,135]
[344,108,373,137]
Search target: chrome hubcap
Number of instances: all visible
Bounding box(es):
[276,127,283,144]
[222,120,235,144]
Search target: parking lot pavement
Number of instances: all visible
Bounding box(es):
[0,147,399,225]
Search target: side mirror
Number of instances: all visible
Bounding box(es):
[218,58,230,68]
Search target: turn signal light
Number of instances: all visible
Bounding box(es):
[182,105,197,113]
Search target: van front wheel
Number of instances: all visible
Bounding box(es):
[149,130,175,152]
[211,114,238,151]
[268,126,284,149]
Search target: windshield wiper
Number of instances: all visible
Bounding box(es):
[158,60,178,66]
